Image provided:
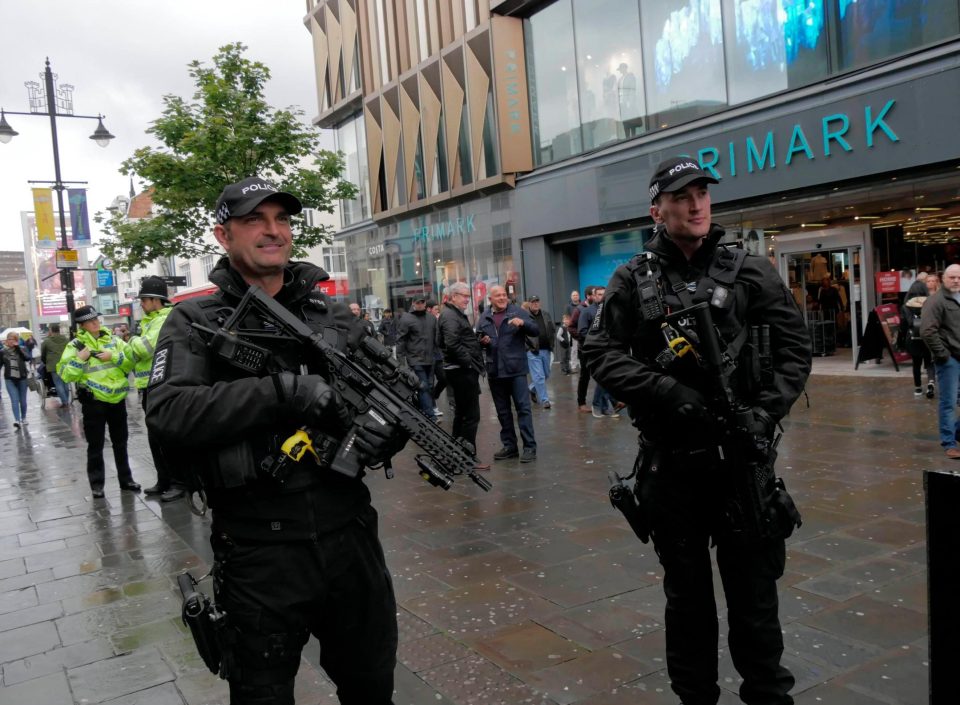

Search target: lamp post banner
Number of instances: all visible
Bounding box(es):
[32,187,56,248]
[68,188,91,247]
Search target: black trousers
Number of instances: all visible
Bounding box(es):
[141,393,181,489]
[81,397,133,491]
[446,368,481,450]
[576,350,590,405]
[646,456,794,705]
[432,359,447,401]
[213,507,397,705]
[910,348,934,388]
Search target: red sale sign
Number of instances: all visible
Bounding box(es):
[875,271,901,294]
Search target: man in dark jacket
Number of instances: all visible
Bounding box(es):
[525,295,555,409]
[570,287,593,410]
[578,286,618,417]
[438,282,488,469]
[477,285,539,462]
[427,300,447,416]
[349,302,376,338]
[377,309,398,358]
[397,295,438,420]
[584,157,811,705]
[40,323,70,406]
[146,177,404,705]
[921,264,960,458]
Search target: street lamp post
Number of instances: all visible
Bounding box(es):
[0,58,114,329]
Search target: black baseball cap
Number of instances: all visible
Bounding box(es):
[648,157,719,202]
[528,295,540,302]
[215,177,302,224]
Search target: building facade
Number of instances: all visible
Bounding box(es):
[308,0,960,361]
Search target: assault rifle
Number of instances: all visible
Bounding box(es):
[192,285,492,493]
[670,302,801,541]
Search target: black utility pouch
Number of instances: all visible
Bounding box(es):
[766,478,802,539]
[178,572,227,677]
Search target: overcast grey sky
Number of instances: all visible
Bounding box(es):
[0,0,324,253]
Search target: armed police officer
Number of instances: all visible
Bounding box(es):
[583,157,811,705]
[146,177,405,705]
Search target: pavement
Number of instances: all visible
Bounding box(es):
[0,355,940,705]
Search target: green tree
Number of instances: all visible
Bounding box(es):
[97,43,356,271]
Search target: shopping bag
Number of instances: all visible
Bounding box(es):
[26,372,42,393]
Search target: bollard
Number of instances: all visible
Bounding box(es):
[925,469,960,703]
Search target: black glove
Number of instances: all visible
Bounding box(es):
[278,372,350,430]
[352,418,409,467]
[750,407,775,438]
[662,381,709,426]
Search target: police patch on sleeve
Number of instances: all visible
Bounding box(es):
[591,302,604,332]
[147,342,172,388]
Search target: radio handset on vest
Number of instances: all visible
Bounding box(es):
[636,253,665,322]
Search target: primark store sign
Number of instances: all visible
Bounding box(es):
[663,66,960,203]
[693,99,898,180]
[516,66,960,236]
[410,215,477,244]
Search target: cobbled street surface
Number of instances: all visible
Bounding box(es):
[0,364,938,704]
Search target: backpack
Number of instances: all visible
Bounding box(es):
[900,304,923,353]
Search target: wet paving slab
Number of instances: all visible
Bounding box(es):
[0,367,943,703]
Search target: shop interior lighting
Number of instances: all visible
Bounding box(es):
[916,207,943,211]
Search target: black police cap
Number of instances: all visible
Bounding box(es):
[215,177,303,224]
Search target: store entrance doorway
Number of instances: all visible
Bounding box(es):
[774,228,874,368]
[782,248,857,358]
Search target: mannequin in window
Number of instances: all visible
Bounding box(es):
[602,73,618,118]
[617,62,638,117]
[617,62,642,136]
[809,253,829,281]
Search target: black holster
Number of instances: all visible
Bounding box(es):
[178,572,227,677]
[726,443,802,542]
[609,446,653,543]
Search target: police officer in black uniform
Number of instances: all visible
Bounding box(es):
[583,158,811,705]
[146,177,405,705]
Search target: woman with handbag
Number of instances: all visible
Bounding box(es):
[2,331,30,428]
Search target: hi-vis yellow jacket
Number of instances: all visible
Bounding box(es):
[57,328,134,403]
[128,306,172,390]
